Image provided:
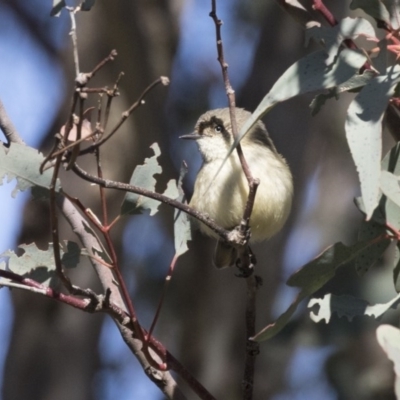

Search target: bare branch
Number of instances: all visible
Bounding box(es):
[71,162,230,239]
[0,99,25,145]
[209,1,259,232]
[80,76,170,154]
[209,3,260,399]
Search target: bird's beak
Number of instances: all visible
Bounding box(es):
[179,132,201,140]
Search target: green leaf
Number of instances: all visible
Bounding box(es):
[0,143,60,197]
[212,48,367,181]
[60,241,81,268]
[350,0,391,25]
[174,162,191,257]
[237,49,366,145]
[380,143,400,230]
[376,324,400,399]
[121,143,162,216]
[50,0,66,16]
[306,17,377,64]
[1,241,80,288]
[355,217,390,275]
[308,292,400,323]
[381,171,400,208]
[253,241,368,341]
[393,243,400,292]
[345,65,400,219]
[310,70,375,116]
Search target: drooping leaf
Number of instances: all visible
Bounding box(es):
[381,171,400,208]
[276,0,312,26]
[50,0,66,16]
[350,0,391,25]
[345,65,400,219]
[306,17,377,64]
[373,38,388,74]
[121,143,163,216]
[380,143,400,231]
[310,70,375,115]
[237,49,366,146]
[253,241,371,341]
[355,215,390,275]
[394,244,400,292]
[213,48,367,182]
[1,241,80,288]
[308,293,400,323]
[174,162,191,257]
[0,143,60,197]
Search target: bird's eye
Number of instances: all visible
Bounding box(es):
[215,125,223,133]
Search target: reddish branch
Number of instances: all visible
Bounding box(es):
[312,0,337,26]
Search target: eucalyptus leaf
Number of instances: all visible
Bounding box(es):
[217,48,367,180]
[376,324,400,399]
[379,143,400,230]
[393,244,400,292]
[350,0,391,25]
[310,70,375,115]
[121,143,162,216]
[345,65,400,219]
[381,171,400,208]
[174,162,191,257]
[308,292,400,323]
[356,210,390,275]
[253,241,371,341]
[0,143,61,197]
[1,241,80,288]
[306,17,377,64]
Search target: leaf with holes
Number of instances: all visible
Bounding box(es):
[308,293,400,323]
[121,143,178,217]
[0,143,60,197]
[1,241,80,288]
[253,241,373,341]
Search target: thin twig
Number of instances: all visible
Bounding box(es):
[80,76,170,155]
[0,99,25,145]
[88,49,118,79]
[0,269,93,310]
[103,71,124,131]
[209,1,259,232]
[147,253,178,341]
[312,0,337,26]
[242,275,260,399]
[67,7,80,77]
[72,162,229,239]
[210,2,260,399]
[56,194,191,399]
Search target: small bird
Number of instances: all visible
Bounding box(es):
[181,108,293,268]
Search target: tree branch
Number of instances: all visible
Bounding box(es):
[0,99,25,145]
[71,162,230,239]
